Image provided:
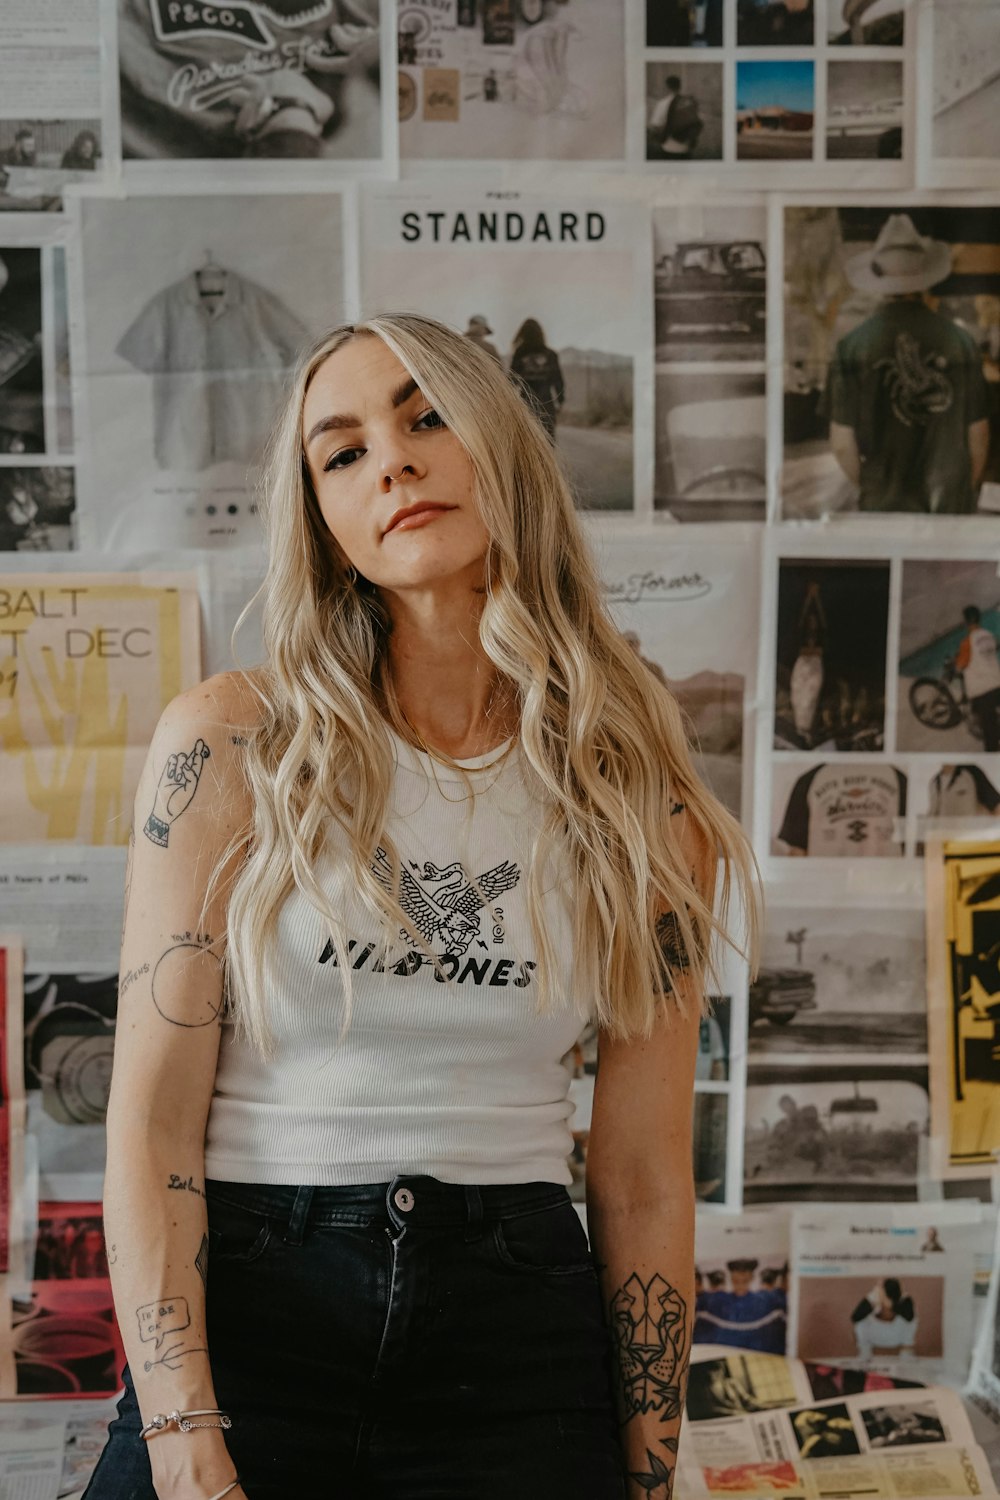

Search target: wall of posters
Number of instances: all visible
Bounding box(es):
[0,0,999,1484]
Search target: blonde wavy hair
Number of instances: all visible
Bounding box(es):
[227,312,757,1053]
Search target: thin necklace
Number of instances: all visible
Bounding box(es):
[398,714,519,803]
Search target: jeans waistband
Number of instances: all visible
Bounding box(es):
[205,1174,570,1239]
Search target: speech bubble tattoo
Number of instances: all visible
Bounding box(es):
[136,1295,191,1352]
[143,738,211,848]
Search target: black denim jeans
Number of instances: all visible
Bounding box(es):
[83,1174,626,1499]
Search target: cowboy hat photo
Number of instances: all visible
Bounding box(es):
[845,212,953,295]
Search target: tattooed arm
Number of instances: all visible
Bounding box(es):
[104,676,256,1500]
[585,818,716,1499]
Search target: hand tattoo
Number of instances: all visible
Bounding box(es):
[143,739,211,847]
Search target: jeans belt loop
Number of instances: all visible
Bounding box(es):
[463,1184,484,1243]
[284,1185,315,1246]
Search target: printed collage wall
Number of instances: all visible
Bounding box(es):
[3,0,1000,1437]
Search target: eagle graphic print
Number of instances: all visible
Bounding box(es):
[317,846,534,986]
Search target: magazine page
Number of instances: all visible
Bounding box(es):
[0,0,105,215]
[790,1204,988,1386]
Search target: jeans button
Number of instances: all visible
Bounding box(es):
[393,1187,415,1212]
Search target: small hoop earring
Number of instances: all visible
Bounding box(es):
[345,564,358,586]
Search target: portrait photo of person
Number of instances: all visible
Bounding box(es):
[852,1279,917,1360]
[783,207,1000,518]
[646,62,723,163]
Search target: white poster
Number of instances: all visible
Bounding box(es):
[72,191,346,548]
[361,185,647,512]
[398,0,626,162]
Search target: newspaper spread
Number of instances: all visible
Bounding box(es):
[926,838,1000,1178]
[0,1393,118,1496]
[0,0,105,214]
[0,571,201,844]
[790,1204,988,1388]
[681,1354,997,1499]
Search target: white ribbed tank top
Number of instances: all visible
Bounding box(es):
[204,729,593,1186]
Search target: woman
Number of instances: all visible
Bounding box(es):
[86,313,754,1500]
[509,317,565,440]
[851,1279,918,1362]
[61,130,99,169]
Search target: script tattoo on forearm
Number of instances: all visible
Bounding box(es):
[151,932,224,1028]
[143,738,211,847]
[167,1173,207,1201]
[610,1271,689,1498]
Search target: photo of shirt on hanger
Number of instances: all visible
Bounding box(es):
[115,261,310,472]
[74,191,346,548]
[117,0,383,162]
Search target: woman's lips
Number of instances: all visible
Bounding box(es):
[386,505,455,532]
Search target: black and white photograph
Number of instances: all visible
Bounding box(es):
[0,466,76,552]
[737,0,814,46]
[915,766,1000,856]
[646,0,723,47]
[646,62,723,163]
[898,561,1000,754]
[117,0,384,164]
[694,1090,729,1204]
[789,1403,861,1459]
[600,530,759,818]
[862,1402,948,1447]
[744,1064,929,1202]
[398,0,625,162]
[931,0,1000,169]
[828,0,904,45]
[655,370,765,521]
[75,192,345,548]
[23,971,116,1195]
[736,61,815,160]
[774,558,890,753]
[771,761,907,858]
[653,204,767,362]
[362,192,643,512]
[782,206,1000,519]
[826,62,903,161]
[0,121,102,213]
[750,905,927,1057]
[0,247,44,456]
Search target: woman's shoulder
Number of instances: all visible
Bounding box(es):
[141,669,268,832]
[155,668,267,743]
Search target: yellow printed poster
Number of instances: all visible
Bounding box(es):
[926,837,1000,1176]
[0,574,200,845]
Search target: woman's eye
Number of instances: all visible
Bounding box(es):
[416,408,444,430]
[324,447,364,472]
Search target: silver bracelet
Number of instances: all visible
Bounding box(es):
[140,1408,232,1441]
[207,1480,240,1500]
